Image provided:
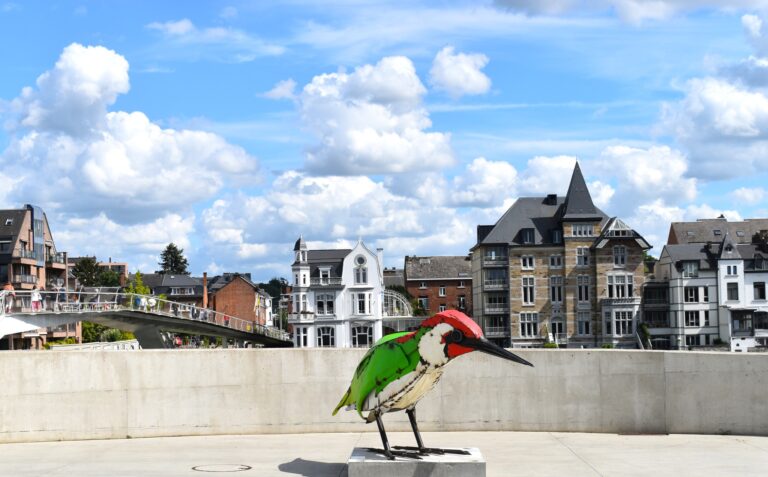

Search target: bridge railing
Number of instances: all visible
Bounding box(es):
[0,290,290,342]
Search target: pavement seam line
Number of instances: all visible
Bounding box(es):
[549,432,604,477]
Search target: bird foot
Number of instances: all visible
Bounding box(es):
[393,446,471,456]
[364,448,423,460]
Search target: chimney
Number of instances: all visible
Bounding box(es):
[376,247,384,269]
[202,272,208,308]
[545,194,557,205]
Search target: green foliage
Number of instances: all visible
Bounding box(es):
[601,343,615,349]
[543,342,559,349]
[126,271,151,295]
[72,257,100,287]
[639,322,651,347]
[411,299,427,316]
[157,243,189,275]
[44,337,77,349]
[257,277,286,299]
[97,269,121,287]
[82,321,109,343]
[101,328,123,342]
[386,284,412,300]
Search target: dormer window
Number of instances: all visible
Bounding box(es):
[572,224,594,237]
[521,228,534,244]
[4,219,12,226]
[682,261,699,278]
[552,230,562,244]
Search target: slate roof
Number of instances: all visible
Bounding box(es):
[383,268,404,288]
[562,162,602,220]
[208,273,257,292]
[667,218,768,244]
[662,244,717,270]
[404,256,471,280]
[307,249,351,278]
[136,273,204,296]
[473,163,609,248]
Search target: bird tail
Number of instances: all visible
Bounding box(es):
[332,386,352,416]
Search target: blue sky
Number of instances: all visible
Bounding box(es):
[2,1,768,280]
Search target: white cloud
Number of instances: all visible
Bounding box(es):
[450,157,518,207]
[429,46,492,98]
[299,56,454,174]
[731,186,766,204]
[518,155,578,194]
[1,43,259,223]
[263,78,297,100]
[146,18,284,62]
[220,6,238,20]
[588,180,615,208]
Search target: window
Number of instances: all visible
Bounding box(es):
[295,327,308,347]
[755,282,766,300]
[613,246,626,266]
[577,311,591,335]
[351,325,373,348]
[549,254,563,268]
[484,268,506,288]
[317,327,335,347]
[458,295,466,310]
[576,247,590,266]
[353,293,371,315]
[703,310,710,326]
[419,281,427,289]
[713,229,721,236]
[682,261,699,278]
[644,310,669,327]
[316,294,334,315]
[4,218,12,226]
[439,304,447,312]
[170,287,195,295]
[552,230,563,244]
[551,317,565,336]
[727,282,739,301]
[614,311,634,335]
[726,265,738,276]
[0,240,10,253]
[484,247,507,260]
[520,313,538,337]
[458,281,465,288]
[685,311,700,327]
[354,265,368,285]
[439,286,446,297]
[685,335,699,347]
[577,275,590,302]
[521,228,535,244]
[302,274,307,285]
[319,269,330,284]
[607,274,633,298]
[301,294,308,312]
[522,276,535,305]
[521,255,534,270]
[702,286,709,303]
[684,286,699,303]
[550,276,563,303]
[572,224,594,236]
[604,311,612,334]
[418,296,429,310]
[295,274,299,285]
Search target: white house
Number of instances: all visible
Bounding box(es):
[288,237,385,348]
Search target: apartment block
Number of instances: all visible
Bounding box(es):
[471,163,650,348]
[404,255,472,316]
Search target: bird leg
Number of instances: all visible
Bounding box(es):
[392,407,471,456]
[369,412,422,460]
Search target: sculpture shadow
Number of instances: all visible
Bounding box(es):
[278,458,347,477]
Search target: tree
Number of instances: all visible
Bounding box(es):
[126,271,151,295]
[158,243,189,275]
[257,277,286,299]
[97,269,121,287]
[72,257,100,287]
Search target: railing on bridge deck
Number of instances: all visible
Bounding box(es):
[0,289,290,342]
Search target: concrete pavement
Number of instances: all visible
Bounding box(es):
[1,431,767,477]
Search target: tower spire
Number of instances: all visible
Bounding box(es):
[562,161,599,219]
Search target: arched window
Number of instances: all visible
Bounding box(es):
[351,325,373,348]
[317,327,335,347]
[354,255,368,284]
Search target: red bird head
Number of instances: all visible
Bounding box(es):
[419,310,533,366]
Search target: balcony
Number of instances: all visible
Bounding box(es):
[602,297,641,306]
[288,312,315,322]
[18,249,37,260]
[13,274,37,284]
[485,326,509,337]
[46,252,66,265]
[483,256,508,267]
[484,305,509,314]
[483,279,508,291]
[310,277,343,287]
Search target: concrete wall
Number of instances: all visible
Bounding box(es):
[0,349,766,443]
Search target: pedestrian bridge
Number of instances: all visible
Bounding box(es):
[0,289,292,349]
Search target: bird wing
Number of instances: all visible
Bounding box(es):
[332,330,421,419]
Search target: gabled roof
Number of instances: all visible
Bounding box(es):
[667,218,768,244]
[719,232,742,260]
[562,162,601,220]
[0,209,27,247]
[208,273,257,292]
[140,273,202,288]
[404,256,471,281]
[593,217,652,250]
[662,243,717,270]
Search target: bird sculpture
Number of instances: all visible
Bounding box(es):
[333,309,533,459]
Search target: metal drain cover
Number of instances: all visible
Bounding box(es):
[192,464,252,472]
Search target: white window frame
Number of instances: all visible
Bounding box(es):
[550,276,563,303]
[439,286,446,297]
[438,304,447,312]
[607,274,633,298]
[522,276,535,305]
[295,327,308,347]
[682,261,699,278]
[572,224,594,237]
[613,245,626,267]
[727,282,739,301]
[549,254,563,269]
[521,255,535,270]
[576,247,590,267]
[316,293,334,315]
[577,311,591,335]
[316,326,335,347]
[577,275,590,302]
[351,325,373,348]
[520,312,539,337]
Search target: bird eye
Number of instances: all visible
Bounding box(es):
[450,330,463,343]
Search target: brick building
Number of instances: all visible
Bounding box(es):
[404,256,472,316]
[0,204,70,350]
[471,163,650,348]
[208,273,272,326]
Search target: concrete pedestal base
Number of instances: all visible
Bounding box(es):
[347,447,485,477]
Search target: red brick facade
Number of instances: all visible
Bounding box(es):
[405,278,472,317]
[210,276,257,323]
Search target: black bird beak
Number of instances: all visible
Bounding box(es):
[464,337,534,367]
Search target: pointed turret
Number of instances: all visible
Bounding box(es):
[720,231,742,260]
[562,162,601,219]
